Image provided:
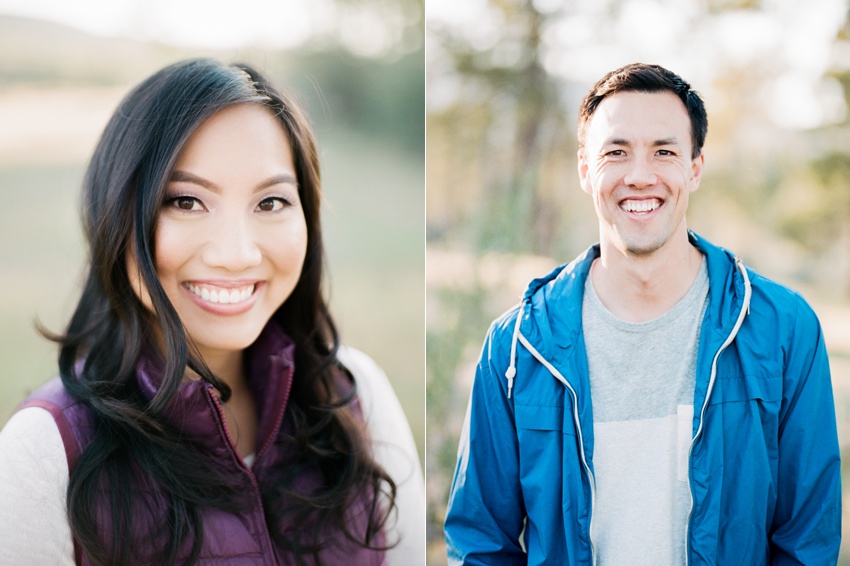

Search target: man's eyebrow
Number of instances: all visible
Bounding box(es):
[169,170,298,193]
[601,137,682,147]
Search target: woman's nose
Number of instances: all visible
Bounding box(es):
[201,216,262,272]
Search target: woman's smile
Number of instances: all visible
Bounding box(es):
[183,280,263,314]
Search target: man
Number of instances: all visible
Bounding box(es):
[444,63,841,565]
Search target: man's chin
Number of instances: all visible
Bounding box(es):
[618,234,669,257]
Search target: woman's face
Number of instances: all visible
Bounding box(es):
[130,103,308,362]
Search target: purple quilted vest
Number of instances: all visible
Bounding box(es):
[20,324,387,565]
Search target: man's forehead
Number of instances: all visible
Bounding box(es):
[585,90,691,145]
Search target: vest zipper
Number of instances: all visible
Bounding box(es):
[206,386,277,566]
[517,333,597,566]
[256,360,294,462]
[683,258,751,565]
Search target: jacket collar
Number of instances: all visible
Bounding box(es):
[135,322,296,457]
[519,232,747,358]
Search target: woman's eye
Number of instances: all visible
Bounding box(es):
[256,198,288,212]
[167,196,205,211]
[177,197,197,210]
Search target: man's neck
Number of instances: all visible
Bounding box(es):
[591,233,703,323]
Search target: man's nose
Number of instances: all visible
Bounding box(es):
[623,156,657,188]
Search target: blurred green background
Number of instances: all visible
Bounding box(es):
[426,0,850,563]
[0,0,424,468]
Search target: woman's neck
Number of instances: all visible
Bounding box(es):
[201,348,248,390]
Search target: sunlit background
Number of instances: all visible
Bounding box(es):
[426,0,850,563]
[0,0,424,471]
[4,0,850,561]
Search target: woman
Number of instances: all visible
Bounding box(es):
[0,59,424,565]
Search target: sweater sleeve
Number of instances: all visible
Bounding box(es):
[0,406,75,565]
[338,347,426,566]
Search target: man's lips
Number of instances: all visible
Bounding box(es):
[619,198,663,214]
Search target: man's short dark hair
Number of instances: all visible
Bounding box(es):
[577,63,707,159]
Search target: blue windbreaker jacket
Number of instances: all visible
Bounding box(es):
[445,233,841,565]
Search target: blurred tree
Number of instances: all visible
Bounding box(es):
[804,7,850,296]
[427,0,581,257]
[767,5,850,297]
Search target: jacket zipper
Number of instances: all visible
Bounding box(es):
[517,333,597,566]
[683,258,751,565]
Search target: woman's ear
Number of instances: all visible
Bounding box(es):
[126,246,154,312]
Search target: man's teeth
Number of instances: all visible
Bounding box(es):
[622,200,660,213]
[187,283,255,304]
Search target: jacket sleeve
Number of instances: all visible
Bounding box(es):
[444,318,527,565]
[769,298,841,565]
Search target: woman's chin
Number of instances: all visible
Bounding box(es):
[190,332,265,362]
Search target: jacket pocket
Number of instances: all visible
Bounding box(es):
[707,373,781,405]
[701,373,781,474]
[514,403,588,526]
[514,404,577,479]
[515,403,573,435]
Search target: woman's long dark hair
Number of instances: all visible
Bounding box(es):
[48,58,396,565]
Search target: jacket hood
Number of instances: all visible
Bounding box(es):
[506,231,752,398]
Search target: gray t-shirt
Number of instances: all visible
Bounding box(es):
[583,258,709,565]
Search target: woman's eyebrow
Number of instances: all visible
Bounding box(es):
[170,170,217,190]
[169,170,298,193]
[256,174,298,192]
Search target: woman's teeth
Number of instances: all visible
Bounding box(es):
[186,283,255,304]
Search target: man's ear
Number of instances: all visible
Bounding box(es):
[689,152,704,193]
[578,149,592,195]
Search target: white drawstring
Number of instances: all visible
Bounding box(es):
[736,256,751,315]
[505,306,524,398]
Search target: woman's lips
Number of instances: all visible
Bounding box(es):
[186,282,255,304]
[181,281,262,315]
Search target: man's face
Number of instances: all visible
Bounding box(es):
[578,90,704,257]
